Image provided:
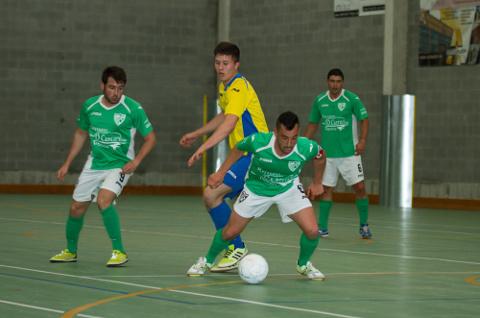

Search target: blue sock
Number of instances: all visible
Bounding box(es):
[209,201,245,249]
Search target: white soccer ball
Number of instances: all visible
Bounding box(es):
[238,253,269,284]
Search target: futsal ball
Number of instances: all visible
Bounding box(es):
[238,253,269,284]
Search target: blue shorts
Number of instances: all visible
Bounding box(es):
[223,154,251,200]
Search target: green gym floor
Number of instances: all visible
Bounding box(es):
[0,194,479,318]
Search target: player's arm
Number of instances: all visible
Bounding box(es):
[207,146,244,189]
[122,131,156,174]
[187,114,238,167]
[179,113,225,148]
[355,118,369,155]
[303,123,319,139]
[306,147,326,200]
[57,128,89,181]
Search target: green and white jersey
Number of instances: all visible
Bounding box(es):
[308,89,368,158]
[236,132,322,197]
[77,95,153,170]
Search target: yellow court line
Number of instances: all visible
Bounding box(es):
[465,275,480,286]
[61,280,242,318]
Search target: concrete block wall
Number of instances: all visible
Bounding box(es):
[0,0,218,187]
[228,0,384,194]
[0,0,478,199]
[229,0,478,199]
[407,0,480,199]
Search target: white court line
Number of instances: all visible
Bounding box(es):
[0,299,103,318]
[2,217,480,265]
[89,271,480,278]
[0,264,361,318]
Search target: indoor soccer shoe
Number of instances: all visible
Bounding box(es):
[210,244,248,272]
[106,250,128,267]
[359,224,372,239]
[296,261,325,280]
[318,229,329,238]
[187,257,212,276]
[49,249,77,263]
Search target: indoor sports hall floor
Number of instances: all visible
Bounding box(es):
[0,194,479,318]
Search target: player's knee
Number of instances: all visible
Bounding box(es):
[203,187,220,208]
[353,182,366,196]
[70,202,87,218]
[304,227,319,240]
[96,196,113,211]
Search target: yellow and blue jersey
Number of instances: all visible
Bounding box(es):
[218,73,268,149]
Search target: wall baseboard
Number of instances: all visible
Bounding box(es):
[0,184,478,211]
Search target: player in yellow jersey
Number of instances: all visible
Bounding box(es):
[180,42,268,272]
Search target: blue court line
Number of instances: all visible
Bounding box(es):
[0,272,195,305]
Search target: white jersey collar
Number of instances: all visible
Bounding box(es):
[99,95,125,110]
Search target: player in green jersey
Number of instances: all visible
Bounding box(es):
[304,68,372,239]
[50,66,156,266]
[186,111,327,280]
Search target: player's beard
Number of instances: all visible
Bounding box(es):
[104,94,120,105]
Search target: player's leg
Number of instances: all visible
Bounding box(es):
[206,155,251,271]
[318,158,339,237]
[342,156,371,239]
[278,183,324,280]
[206,212,252,265]
[188,186,266,276]
[50,163,99,263]
[50,200,90,262]
[98,170,131,266]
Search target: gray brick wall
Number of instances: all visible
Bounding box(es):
[228,0,478,199]
[0,0,478,199]
[407,0,480,198]
[229,0,384,193]
[0,0,218,187]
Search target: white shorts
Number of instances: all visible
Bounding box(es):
[73,157,131,202]
[323,155,364,187]
[233,179,312,223]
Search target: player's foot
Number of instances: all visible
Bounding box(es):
[318,229,329,238]
[359,224,372,239]
[210,244,248,272]
[49,249,77,263]
[296,261,325,280]
[106,250,128,267]
[187,257,212,276]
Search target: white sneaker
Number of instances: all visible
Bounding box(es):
[187,257,212,276]
[296,261,325,280]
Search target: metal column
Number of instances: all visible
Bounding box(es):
[380,95,416,208]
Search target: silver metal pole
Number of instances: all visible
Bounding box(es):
[380,95,416,208]
[213,0,231,172]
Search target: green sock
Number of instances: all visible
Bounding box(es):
[318,200,332,230]
[66,214,84,253]
[356,197,369,225]
[206,229,229,264]
[297,233,319,266]
[101,204,125,253]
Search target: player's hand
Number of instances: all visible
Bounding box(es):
[355,140,366,155]
[122,159,139,174]
[56,163,70,182]
[207,172,224,189]
[307,183,324,200]
[179,132,198,148]
[187,150,203,167]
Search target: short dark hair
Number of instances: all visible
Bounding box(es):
[327,68,344,80]
[276,111,299,130]
[214,42,240,62]
[102,66,127,84]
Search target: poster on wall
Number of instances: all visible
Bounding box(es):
[420,0,480,66]
[334,0,385,17]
